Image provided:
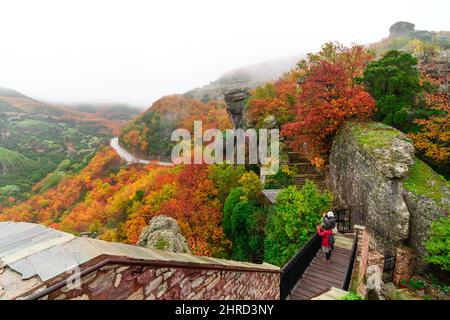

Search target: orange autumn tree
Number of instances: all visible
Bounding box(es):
[2,146,226,257]
[150,164,224,255]
[0,148,122,224]
[282,43,376,165]
[409,76,450,173]
[246,71,299,129]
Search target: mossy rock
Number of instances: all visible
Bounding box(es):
[404,158,450,211]
[349,121,411,151]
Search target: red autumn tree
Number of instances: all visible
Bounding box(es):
[282,43,376,166]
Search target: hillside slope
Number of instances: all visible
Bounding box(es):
[0,87,138,203]
[0,147,36,175]
[119,95,231,161]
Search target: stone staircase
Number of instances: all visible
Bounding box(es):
[287,151,326,190]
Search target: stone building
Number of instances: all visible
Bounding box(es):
[0,221,280,300]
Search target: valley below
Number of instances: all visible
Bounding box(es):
[110,137,173,166]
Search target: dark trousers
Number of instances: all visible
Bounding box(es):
[326,251,331,260]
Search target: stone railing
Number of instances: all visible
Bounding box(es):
[0,221,280,300]
[23,255,280,300]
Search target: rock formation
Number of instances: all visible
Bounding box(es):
[329,122,449,269]
[224,88,250,129]
[389,21,415,38]
[137,216,191,254]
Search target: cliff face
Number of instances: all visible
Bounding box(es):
[329,122,449,267]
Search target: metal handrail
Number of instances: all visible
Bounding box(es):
[279,234,321,300]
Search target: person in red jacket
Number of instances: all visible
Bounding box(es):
[317,225,333,264]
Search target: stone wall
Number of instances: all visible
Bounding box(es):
[329,122,449,270]
[35,261,280,300]
[352,226,387,299]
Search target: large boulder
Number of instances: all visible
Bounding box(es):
[137,216,191,254]
[329,122,414,243]
[329,122,449,268]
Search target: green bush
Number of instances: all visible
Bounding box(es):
[264,181,332,266]
[208,164,245,203]
[409,278,426,290]
[221,171,266,262]
[425,217,450,271]
[362,50,421,131]
[223,187,245,239]
[341,291,364,300]
[230,200,258,261]
[264,164,295,189]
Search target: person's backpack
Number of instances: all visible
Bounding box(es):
[324,217,336,230]
[329,217,336,229]
[329,233,335,246]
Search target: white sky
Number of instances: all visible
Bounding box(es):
[0,0,449,108]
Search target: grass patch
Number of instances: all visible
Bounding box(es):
[349,122,406,150]
[0,147,36,174]
[16,119,55,132]
[404,157,450,210]
[341,291,364,300]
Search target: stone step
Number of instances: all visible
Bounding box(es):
[290,163,317,173]
[334,235,355,250]
[294,173,322,178]
[293,177,324,185]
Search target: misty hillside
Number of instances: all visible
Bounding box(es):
[71,104,141,121]
[0,88,138,203]
[0,87,30,99]
[184,55,302,101]
[184,21,450,103]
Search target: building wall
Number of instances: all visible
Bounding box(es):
[43,264,280,300]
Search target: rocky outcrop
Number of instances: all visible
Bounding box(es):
[137,216,190,254]
[389,21,415,38]
[224,89,250,129]
[402,158,450,262]
[329,122,449,268]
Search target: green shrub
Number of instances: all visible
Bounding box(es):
[230,200,258,261]
[409,278,426,290]
[264,181,332,266]
[208,164,245,203]
[221,171,266,262]
[264,164,295,189]
[223,187,245,239]
[362,50,421,131]
[425,217,450,271]
[341,291,364,300]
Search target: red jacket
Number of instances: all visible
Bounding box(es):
[317,227,332,247]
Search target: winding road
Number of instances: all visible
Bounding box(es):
[110,137,173,166]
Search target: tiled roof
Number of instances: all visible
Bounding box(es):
[0,222,279,284]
